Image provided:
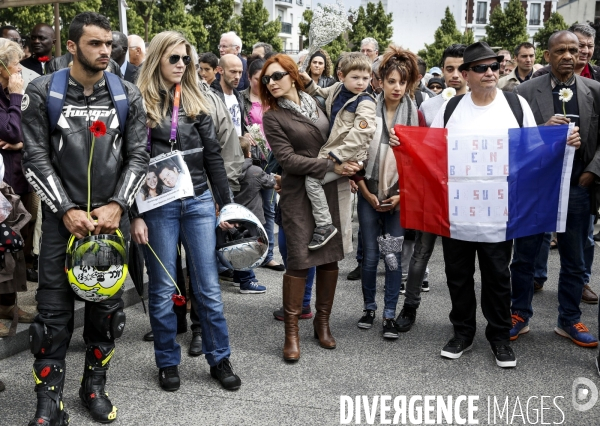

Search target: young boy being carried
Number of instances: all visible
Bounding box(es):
[301,52,377,250]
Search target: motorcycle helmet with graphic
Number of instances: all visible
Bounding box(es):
[65,229,129,302]
[216,203,268,271]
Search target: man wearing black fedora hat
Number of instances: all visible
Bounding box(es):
[430,41,542,368]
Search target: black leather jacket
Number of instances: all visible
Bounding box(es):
[21,74,149,219]
[145,95,232,211]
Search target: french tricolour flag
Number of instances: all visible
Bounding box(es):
[393,124,574,243]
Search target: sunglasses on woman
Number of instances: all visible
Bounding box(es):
[261,71,289,85]
[168,55,192,66]
[469,62,500,73]
[429,84,442,90]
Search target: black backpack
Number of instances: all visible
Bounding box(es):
[443,91,524,128]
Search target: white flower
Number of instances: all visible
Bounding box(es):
[299,0,356,72]
[558,88,573,102]
[441,87,456,101]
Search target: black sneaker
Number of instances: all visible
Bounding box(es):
[210,358,241,391]
[347,264,362,280]
[421,281,430,292]
[400,282,406,295]
[395,307,417,332]
[308,224,338,250]
[159,366,180,392]
[218,269,234,283]
[441,337,473,359]
[382,319,399,339]
[491,343,517,368]
[358,309,375,329]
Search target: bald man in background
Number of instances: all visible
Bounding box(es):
[212,54,246,137]
[20,23,55,75]
[127,34,146,67]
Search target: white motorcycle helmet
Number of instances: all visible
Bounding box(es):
[216,203,268,271]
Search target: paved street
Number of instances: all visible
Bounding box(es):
[2,217,600,425]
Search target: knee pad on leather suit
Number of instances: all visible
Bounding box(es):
[84,299,126,343]
[29,311,72,360]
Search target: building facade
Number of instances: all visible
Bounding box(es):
[367,0,557,54]
[234,0,310,53]
[556,0,600,25]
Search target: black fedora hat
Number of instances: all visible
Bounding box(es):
[458,42,504,71]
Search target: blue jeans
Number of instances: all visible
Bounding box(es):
[584,215,594,284]
[144,191,231,368]
[511,185,591,326]
[261,187,276,264]
[278,226,314,306]
[533,233,552,285]
[356,226,363,263]
[233,269,256,285]
[357,192,404,319]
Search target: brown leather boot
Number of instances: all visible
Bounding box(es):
[282,274,305,361]
[313,268,338,349]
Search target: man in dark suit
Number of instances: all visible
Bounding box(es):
[512,30,600,348]
[20,23,55,75]
[111,31,138,84]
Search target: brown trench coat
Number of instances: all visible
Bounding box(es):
[263,107,345,271]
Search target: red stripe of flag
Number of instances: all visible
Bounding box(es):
[393,125,450,238]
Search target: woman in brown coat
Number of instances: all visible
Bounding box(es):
[261,54,360,361]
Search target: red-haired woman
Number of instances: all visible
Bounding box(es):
[261,54,359,361]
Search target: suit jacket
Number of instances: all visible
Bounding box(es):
[123,61,139,84]
[532,63,600,84]
[515,73,600,212]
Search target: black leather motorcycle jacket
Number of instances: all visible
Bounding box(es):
[21,74,149,219]
[146,96,232,211]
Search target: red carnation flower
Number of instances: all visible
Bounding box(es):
[89,120,107,138]
[172,294,186,306]
[37,56,50,63]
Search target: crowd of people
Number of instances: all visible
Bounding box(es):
[0,10,599,425]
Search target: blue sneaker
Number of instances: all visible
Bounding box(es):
[554,321,598,348]
[239,279,266,294]
[510,313,529,341]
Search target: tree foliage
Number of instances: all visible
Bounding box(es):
[417,7,474,68]
[188,0,237,54]
[483,0,529,51]
[238,0,281,54]
[348,2,393,52]
[532,12,568,64]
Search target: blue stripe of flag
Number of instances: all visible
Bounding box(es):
[506,124,570,240]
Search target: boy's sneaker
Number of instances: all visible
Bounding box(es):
[308,224,338,250]
[210,358,241,391]
[273,305,313,321]
[400,282,406,295]
[239,279,266,294]
[382,319,399,339]
[395,307,417,332]
[491,343,517,368]
[441,337,473,359]
[358,309,375,329]
[510,313,530,341]
[554,322,598,347]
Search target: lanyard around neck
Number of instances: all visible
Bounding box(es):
[146,83,181,153]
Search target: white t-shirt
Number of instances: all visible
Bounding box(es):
[430,89,537,131]
[224,93,242,136]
